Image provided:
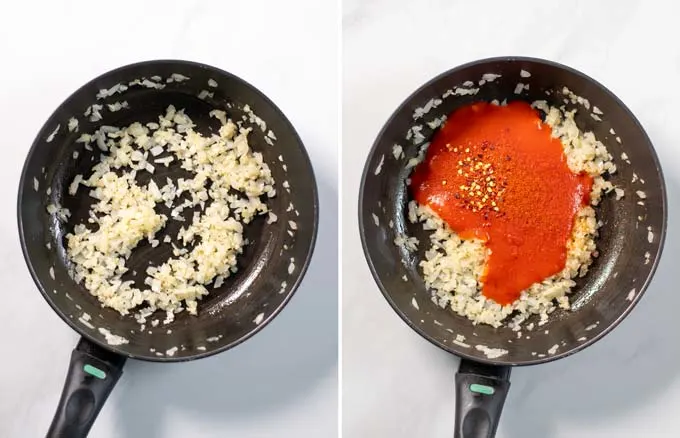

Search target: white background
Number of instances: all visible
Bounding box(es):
[0,1,338,437]
[343,0,680,437]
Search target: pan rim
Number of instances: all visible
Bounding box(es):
[17,59,320,363]
[358,55,668,367]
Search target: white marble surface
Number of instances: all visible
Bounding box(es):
[343,0,680,437]
[0,1,338,437]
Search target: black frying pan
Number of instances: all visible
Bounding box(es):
[18,60,318,437]
[359,57,667,437]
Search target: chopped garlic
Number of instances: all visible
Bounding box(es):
[69,174,83,195]
[68,118,79,132]
[46,124,60,143]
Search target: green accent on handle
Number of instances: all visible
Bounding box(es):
[470,383,495,395]
[83,364,106,379]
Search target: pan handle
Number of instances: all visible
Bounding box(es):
[454,359,511,438]
[47,337,127,438]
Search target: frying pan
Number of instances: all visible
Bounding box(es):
[359,57,666,437]
[18,60,318,437]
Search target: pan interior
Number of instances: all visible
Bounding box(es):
[19,61,318,361]
[360,58,666,365]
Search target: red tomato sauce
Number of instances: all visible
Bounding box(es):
[410,101,592,305]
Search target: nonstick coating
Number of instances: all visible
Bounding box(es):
[359,57,666,366]
[19,60,318,362]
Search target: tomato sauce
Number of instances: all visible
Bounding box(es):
[410,101,592,305]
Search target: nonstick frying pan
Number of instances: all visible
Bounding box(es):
[359,57,666,437]
[18,60,318,437]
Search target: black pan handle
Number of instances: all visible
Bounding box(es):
[454,360,511,438]
[47,337,127,438]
